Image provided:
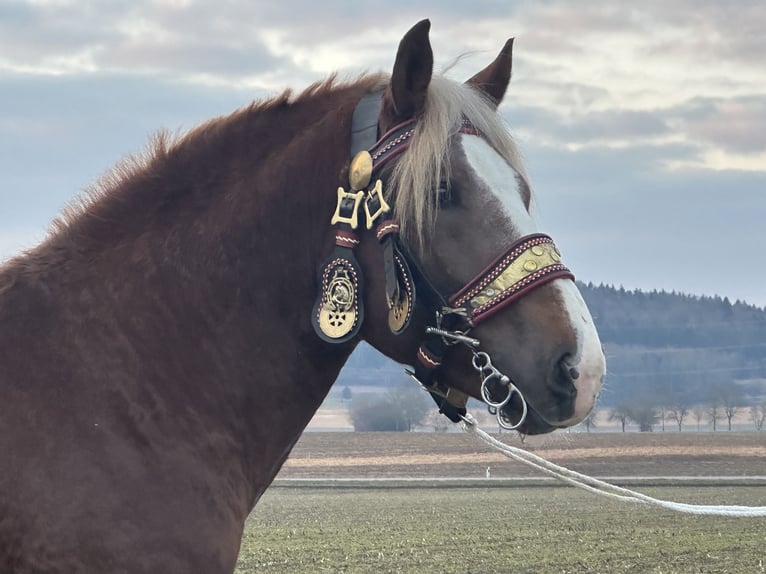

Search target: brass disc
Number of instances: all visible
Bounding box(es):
[349,151,373,191]
[388,292,412,334]
[317,265,359,340]
[318,308,357,339]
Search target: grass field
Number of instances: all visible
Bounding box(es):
[236,485,765,573]
[236,432,766,573]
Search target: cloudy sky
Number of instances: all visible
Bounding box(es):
[1,1,764,307]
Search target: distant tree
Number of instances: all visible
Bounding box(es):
[705,385,723,432]
[423,410,451,432]
[349,395,397,431]
[723,401,739,431]
[341,386,353,402]
[348,384,429,431]
[609,405,630,432]
[657,404,667,432]
[691,405,706,431]
[712,383,745,431]
[386,384,431,431]
[750,403,766,431]
[627,403,659,432]
[666,393,690,432]
[708,403,721,432]
[577,409,598,433]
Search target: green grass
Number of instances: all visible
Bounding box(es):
[236,485,766,574]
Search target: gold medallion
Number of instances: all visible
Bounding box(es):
[317,266,359,340]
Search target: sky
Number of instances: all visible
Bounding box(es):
[1,1,765,308]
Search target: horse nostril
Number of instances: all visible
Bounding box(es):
[549,354,578,398]
[568,366,580,380]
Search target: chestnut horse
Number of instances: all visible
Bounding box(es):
[0,20,605,574]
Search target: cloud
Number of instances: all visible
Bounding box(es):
[669,96,766,154]
[0,1,763,307]
[0,71,257,228]
[507,104,671,148]
[523,141,766,305]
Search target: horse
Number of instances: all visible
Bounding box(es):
[0,20,605,574]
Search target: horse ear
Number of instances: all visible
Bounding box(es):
[466,38,514,107]
[384,19,434,122]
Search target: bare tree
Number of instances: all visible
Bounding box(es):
[691,405,706,431]
[665,390,690,432]
[658,404,667,432]
[750,403,766,431]
[577,409,598,433]
[723,402,739,431]
[609,404,630,432]
[705,385,724,432]
[713,384,745,431]
[666,404,689,432]
[708,403,721,432]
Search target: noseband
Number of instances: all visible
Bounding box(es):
[312,92,573,430]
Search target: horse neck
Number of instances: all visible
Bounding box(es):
[31,84,369,500]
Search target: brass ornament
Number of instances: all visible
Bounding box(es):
[316,264,360,340]
[349,151,373,191]
[388,291,412,334]
[523,259,539,272]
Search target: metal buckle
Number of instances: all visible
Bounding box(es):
[330,187,364,229]
[364,180,390,229]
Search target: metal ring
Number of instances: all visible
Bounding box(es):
[495,385,528,430]
[472,351,491,372]
[481,374,513,408]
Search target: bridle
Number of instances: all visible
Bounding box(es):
[312,92,574,430]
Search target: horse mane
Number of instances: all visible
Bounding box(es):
[48,71,523,259]
[389,75,527,251]
[3,71,522,280]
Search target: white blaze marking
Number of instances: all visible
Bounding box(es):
[461,136,537,237]
[554,281,606,423]
[461,135,605,423]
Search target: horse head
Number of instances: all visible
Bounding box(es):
[343,20,606,435]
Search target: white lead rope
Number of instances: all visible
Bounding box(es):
[460,413,766,517]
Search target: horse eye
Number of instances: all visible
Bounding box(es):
[437,182,452,206]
